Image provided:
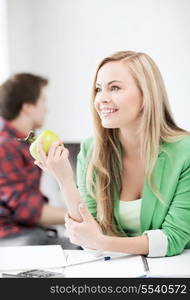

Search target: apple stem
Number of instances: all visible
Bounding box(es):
[16,130,37,144]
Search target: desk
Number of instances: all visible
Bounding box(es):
[0,249,190,278]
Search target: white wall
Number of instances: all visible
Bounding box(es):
[0,0,10,83]
[7,0,190,142]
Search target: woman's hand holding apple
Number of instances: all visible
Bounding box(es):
[34,138,74,185]
[19,129,84,221]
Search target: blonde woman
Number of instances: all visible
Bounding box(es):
[36,51,190,257]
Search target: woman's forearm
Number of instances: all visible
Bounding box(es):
[58,178,83,222]
[39,204,67,225]
[98,234,149,255]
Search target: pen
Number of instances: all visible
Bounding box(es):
[2,273,20,278]
[141,256,149,272]
[66,256,111,267]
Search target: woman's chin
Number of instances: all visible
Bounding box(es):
[101,121,118,129]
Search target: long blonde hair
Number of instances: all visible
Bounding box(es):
[86,51,189,236]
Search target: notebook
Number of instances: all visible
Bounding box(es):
[0,245,147,277]
[63,250,148,278]
[146,249,190,277]
[0,245,67,271]
[63,249,190,278]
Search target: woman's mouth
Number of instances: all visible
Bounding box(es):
[100,108,119,118]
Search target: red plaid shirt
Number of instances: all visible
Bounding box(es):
[0,117,48,238]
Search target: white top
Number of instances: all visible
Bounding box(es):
[118,198,142,236]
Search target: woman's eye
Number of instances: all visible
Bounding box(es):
[110,86,120,91]
[95,87,101,93]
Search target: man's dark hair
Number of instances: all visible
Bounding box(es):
[0,73,48,120]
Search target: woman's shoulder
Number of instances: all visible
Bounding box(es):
[80,136,93,149]
[161,134,190,161]
[164,134,190,149]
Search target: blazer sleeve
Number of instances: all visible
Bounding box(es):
[76,138,97,218]
[161,155,190,256]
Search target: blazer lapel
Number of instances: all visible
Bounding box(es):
[141,156,166,232]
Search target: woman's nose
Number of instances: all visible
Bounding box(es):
[100,98,112,106]
[98,91,111,104]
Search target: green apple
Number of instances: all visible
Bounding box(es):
[17,129,60,162]
[29,129,60,162]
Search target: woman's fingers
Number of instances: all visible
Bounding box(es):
[60,146,69,159]
[54,144,64,160]
[37,137,47,164]
[35,138,71,180]
[48,140,64,158]
[36,138,65,162]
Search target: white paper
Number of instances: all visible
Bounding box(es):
[0,245,67,271]
[147,249,190,277]
[64,250,146,278]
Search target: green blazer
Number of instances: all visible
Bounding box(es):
[76,135,190,257]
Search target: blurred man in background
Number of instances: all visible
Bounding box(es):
[0,73,76,248]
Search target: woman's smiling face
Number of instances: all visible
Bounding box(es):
[94,61,143,129]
